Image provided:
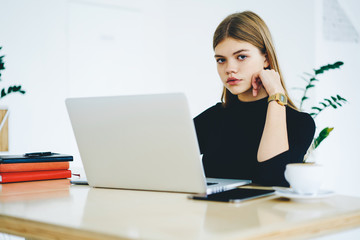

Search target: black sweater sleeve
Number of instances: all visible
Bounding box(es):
[254,109,316,186]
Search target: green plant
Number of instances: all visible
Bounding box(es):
[0,46,26,99]
[297,61,347,162]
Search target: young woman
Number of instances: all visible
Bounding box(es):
[194,11,315,187]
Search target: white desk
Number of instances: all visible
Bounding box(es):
[0,180,360,240]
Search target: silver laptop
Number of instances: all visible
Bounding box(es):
[65,93,250,194]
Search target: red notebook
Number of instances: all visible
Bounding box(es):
[0,170,72,183]
[0,162,70,172]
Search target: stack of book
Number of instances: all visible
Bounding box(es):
[0,152,73,183]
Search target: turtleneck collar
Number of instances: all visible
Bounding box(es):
[227,96,268,108]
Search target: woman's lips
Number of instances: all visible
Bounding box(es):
[226,77,242,85]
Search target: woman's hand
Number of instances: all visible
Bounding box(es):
[251,69,285,97]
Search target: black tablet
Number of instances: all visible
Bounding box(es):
[188,188,275,203]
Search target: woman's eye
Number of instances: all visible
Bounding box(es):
[216,58,225,63]
[237,55,247,60]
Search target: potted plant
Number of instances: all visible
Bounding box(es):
[282,62,347,193]
[0,46,26,99]
[0,46,26,151]
[296,61,347,162]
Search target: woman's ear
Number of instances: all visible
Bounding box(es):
[264,55,270,69]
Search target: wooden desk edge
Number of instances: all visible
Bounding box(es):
[1,210,360,240]
[0,214,129,240]
[245,209,360,240]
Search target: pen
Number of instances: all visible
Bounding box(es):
[24,152,53,157]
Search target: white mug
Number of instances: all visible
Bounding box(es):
[284,163,324,195]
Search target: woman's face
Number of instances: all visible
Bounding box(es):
[214,37,269,97]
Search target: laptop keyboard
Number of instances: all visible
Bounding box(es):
[207,182,218,186]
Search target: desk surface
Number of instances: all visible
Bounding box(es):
[0,180,360,240]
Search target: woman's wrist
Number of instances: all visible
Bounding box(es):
[267,88,285,96]
[268,93,288,106]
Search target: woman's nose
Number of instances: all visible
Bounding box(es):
[225,60,238,75]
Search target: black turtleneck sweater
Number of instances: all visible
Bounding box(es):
[193,97,315,187]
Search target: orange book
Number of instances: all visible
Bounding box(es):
[0,170,71,183]
[0,162,69,172]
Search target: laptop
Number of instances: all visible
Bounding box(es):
[65,93,251,194]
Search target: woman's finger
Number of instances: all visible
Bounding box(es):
[252,74,262,96]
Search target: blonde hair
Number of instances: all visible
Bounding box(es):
[213,11,297,109]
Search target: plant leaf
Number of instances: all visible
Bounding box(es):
[9,85,26,94]
[311,106,322,112]
[337,95,347,102]
[0,85,26,99]
[303,72,314,77]
[325,98,337,108]
[314,61,344,75]
[301,96,309,101]
[314,127,334,148]
[334,61,344,67]
[1,88,6,98]
[306,84,315,89]
[319,102,328,107]
[0,55,5,79]
[0,45,4,80]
